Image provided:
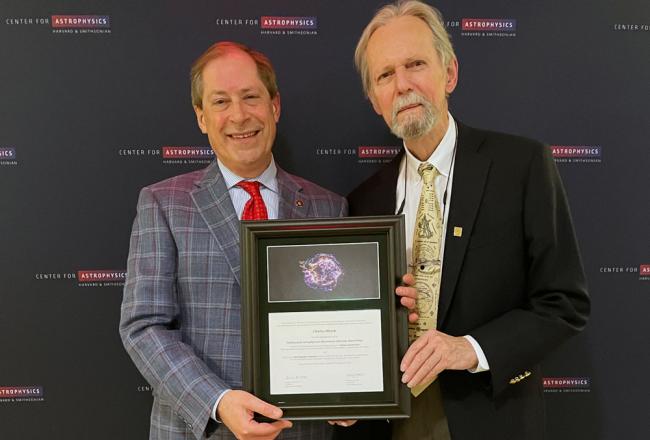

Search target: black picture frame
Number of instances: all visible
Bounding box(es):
[240,215,410,420]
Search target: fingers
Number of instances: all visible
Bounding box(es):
[396,285,418,317]
[396,273,417,301]
[396,285,417,300]
[246,419,290,438]
[400,331,431,371]
[248,396,283,421]
[404,349,441,388]
[269,419,293,430]
[400,331,479,389]
[327,420,357,427]
[399,295,416,309]
[245,414,292,439]
[402,273,416,286]
[402,336,437,382]
[396,274,419,318]
[218,390,292,439]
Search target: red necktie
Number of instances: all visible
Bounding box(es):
[237,181,268,220]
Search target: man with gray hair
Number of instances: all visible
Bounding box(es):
[339,1,590,439]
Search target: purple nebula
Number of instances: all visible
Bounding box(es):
[299,253,344,292]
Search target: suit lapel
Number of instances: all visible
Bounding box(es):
[190,162,241,286]
[276,167,309,219]
[438,123,491,327]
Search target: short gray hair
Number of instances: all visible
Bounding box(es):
[354,0,456,96]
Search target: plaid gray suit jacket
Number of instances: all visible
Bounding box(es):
[120,162,348,440]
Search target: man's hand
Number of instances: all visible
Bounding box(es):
[327,420,357,427]
[217,390,292,440]
[400,330,478,388]
[396,273,419,323]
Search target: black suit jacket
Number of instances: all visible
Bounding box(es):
[338,122,590,440]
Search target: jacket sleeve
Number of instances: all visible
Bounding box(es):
[119,187,228,439]
[470,144,591,396]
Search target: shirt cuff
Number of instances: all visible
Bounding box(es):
[463,335,490,373]
[211,389,231,422]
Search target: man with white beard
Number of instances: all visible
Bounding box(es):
[338,1,590,439]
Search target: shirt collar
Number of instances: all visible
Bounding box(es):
[404,112,457,180]
[217,156,278,193]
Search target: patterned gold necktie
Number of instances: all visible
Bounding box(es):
[410,162,443,397]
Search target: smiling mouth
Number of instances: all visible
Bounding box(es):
[228,130,260,140]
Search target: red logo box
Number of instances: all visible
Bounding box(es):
[358,146,400,158]
[640,265,650,275]
[162,146,213,159]
[77,270,126,282]
[51,15,110,28]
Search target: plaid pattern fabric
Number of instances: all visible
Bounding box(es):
[120,161,347,440]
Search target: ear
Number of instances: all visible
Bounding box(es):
[271,92,281,122]
[445,58,459,94]
[194,105,207,134]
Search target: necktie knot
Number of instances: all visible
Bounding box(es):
[237,181,268,220]
[237,180,262,196]
[418,163,439,185]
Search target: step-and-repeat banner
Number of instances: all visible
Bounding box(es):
[1,1,648,438]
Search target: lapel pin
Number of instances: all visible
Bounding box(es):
[295,200,304,207]
[453,226,463,237]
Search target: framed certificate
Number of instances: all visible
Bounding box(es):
[240,215,410,420]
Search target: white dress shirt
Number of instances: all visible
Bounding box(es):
[395,113,489,373]
[217,157,280,219]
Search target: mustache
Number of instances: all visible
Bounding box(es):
[391,92,431,120]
